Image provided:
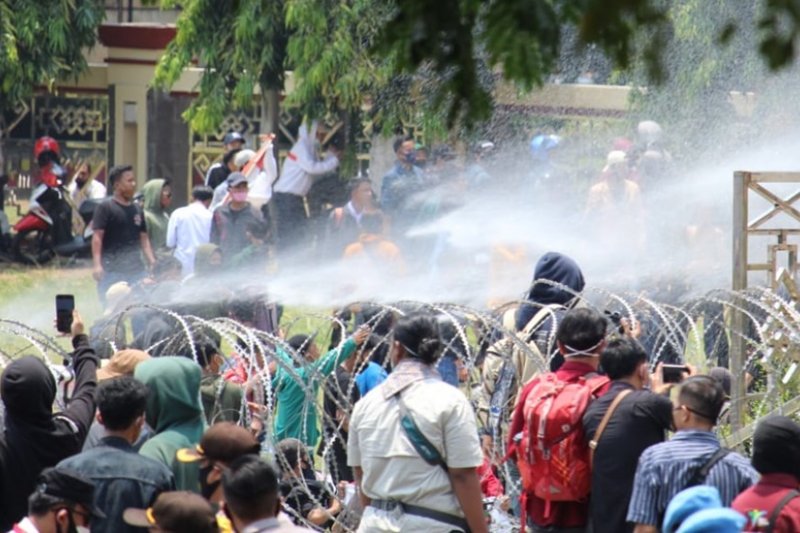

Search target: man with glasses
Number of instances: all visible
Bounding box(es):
[10,466,105,533]
[627,375,759,533]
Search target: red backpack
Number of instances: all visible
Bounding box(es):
[516,371,609,521]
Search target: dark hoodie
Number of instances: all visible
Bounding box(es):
[0,335,98,529]
[135,357,205,493]
[514,252,585,370]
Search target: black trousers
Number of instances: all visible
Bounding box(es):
[272,192,308,255]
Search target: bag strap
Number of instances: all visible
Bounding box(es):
[395,393,448,472]
[687,447,731,487]
[589,388,632,467]
[766,489,800,533]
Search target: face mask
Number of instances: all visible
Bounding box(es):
[404,152,416,164]
[199,463,221,499]
[231,190,248,203]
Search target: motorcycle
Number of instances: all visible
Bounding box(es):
[11,179,98,265]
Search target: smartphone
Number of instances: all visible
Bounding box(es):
[55,294,75,334]
[662,364,689,383]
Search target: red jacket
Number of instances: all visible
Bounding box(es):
[732,473,800,532]
[507,360,610,529]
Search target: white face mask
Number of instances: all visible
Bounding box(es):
[76,527,90,533]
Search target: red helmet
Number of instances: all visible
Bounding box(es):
[34,136,60,160]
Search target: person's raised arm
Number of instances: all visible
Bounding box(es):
[294,149,339,176]
[61,311,99,444]
[316,326,370,376]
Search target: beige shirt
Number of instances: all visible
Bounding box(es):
[347,370,483,517]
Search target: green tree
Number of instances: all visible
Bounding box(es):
[152,0,288,133]
[0,0,105,168]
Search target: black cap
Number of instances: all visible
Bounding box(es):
[223,132,245,145]
[36,467,106,519]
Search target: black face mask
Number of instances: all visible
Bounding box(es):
[199,463,221,500]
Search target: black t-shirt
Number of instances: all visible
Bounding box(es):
[207,164,230,190]
[319,366,360,483]
[582,382,673,533]
[92,198,146,274]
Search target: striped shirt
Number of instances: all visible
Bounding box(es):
[627,430,759,527]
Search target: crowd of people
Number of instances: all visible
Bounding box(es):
[0,246,797,533]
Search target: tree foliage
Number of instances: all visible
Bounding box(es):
[152,0,288,132]
[0,0,104,120]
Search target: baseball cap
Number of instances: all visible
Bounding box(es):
[662,486,721,533]
[176,422,260,464]
[223,132,245,145]
[233,149,256,169]
[226,172,248,188]
[123,491,217,533]
[35,467,106,519]
[675,508,746,533]
[97,349,151,381]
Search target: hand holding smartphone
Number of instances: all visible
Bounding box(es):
[662,364,690,384]
[55,294,75,334]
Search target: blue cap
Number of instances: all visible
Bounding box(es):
[676,508,746,533]
[663,486,722,532]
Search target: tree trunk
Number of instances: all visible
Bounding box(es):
[260,89,280,137]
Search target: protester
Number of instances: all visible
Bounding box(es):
[228,218,270,271]
[206,148,242,190]
[477,252,586,464]
[222,455,315,532]
[732,416,800,532]
[342,212,405,277]
[58,376,174,533]
[92,164,156,301]
[123,491,218,533]
[210,172,264,264]
[0,311,98,530]
[141,178,172,251]
[176,422,260,504]
[134,356,205,493]
[275,438,344,528]
[10,466,105,533]
[627,376,759,532]
[67,162,106,206]
[273,121,340,254]
[82,348,152,452]
[87,281,132,360]
[380,136,424,221]
[196,339,245,425]
[507,307,610,533]
[205,131,246,187]
[325,178,376,258]
[272,327,370,447]
[582,338,675,533]
[166,184,214,277]
[347,312,488,533]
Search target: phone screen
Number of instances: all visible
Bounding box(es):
[55,294,75,334]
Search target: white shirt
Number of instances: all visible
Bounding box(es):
[347,362,483,517]
[165,201,213,276]
[67,180,107,204]
[273,122,339,196]
[8,517,40,533]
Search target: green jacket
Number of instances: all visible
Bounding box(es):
[272,338,357,447]
[135,357,206,492]
[142,179,170,250]
[201,374,244,425]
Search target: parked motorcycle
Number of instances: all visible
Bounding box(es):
[11,137,97,265]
